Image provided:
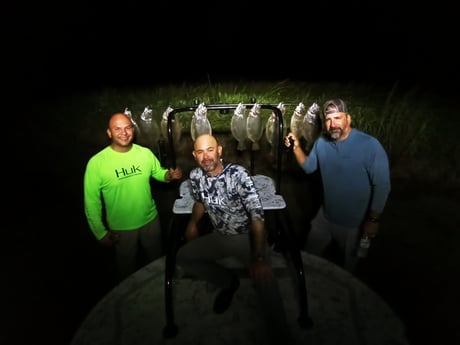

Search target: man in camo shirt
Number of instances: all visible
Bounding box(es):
[176,134,292,344]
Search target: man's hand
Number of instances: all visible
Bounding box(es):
[362,221,379,239]
[166,167,183,181]
[284,133,300,150]
[99,231,118,247]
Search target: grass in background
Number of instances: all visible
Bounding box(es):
[48,80,459,196]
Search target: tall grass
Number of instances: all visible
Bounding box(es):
[51,80,458,193]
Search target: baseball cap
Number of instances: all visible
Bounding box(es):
[323,99,348,115]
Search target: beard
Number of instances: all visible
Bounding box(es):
[200,158,219,173]
[328,128,342,140]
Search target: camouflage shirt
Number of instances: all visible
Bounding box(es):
[189,161,264,235]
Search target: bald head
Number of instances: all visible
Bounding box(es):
[107,113,135,152]
[194,134,218,151]
[109,113,132,128]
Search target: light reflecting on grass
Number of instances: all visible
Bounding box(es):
[49,80,458,192]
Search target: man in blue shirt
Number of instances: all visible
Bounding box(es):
[285,98,391,272]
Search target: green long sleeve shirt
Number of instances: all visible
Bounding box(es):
[84,144,168,240]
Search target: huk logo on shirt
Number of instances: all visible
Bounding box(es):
[203,195,224,206]
[115,165,142,178]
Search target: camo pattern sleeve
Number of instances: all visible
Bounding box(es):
[189,162,264,235]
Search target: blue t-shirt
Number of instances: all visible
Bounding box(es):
[301,128,391,227]
[189,162,264,235]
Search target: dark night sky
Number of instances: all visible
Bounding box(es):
[8,1,458,97]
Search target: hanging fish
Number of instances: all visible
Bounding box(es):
[265,102,286,147]
[290,102,306,140]
[160,106,182,146]
[135,105,161,152]
[124,107,140,134]
[190,102,212,141]
[230,102,248,151]
[301,102,322,153]
[141,105,153,122]
[246,102,263,150]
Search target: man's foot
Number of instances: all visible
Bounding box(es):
[213,275,240,314]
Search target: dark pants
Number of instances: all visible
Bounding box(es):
[305,207,359,272]
[112,216,162,281]
[177,231,293,344]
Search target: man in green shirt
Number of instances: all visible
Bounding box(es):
[84,112,182,281]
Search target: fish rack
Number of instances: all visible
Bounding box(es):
[162,103,313,339]
[165,102,285,192]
